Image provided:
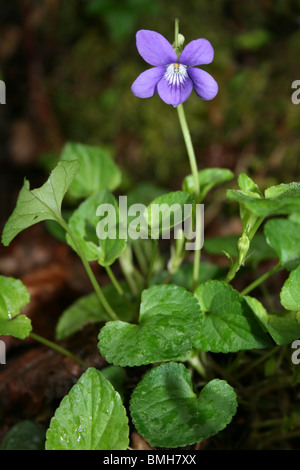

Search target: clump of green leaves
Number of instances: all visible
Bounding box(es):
[2,139,300,450]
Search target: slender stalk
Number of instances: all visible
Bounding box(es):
[177,104,201,290]
[58,217,120,321]
[177,104,200,202]
[105,265,125,297]
[174,18,179,50]
[30,332,88,369]
[241,263,283,296]
[192,221,201,291]
[225,256,240,283]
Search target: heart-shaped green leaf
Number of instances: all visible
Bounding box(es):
[0,276,31,339]
[67,190,126,265]
[98,284,202,367]
[193,281,272,353]
[61,142,121,200]
[264,218,300,266]
[130,362,238,448]
[45,367,129,450]
[56,283,134,340]
[2,160,80,246]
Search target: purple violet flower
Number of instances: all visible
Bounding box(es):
[131,30,218,107]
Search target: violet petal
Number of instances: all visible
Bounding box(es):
[136,30,177,66]
[157,76,193,107]
[179,38,214,66]
[131,66,165,98]
[187,67,218,100]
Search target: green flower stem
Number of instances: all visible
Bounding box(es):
[105,265,125,296]
[177,104,200,202]
[58,217,120,321]
[225,256,241,284]
[174,18,180,51]
[192,231,201,291]
[177,103,201,290]
[240,262,283,296]
[30,332,88,369]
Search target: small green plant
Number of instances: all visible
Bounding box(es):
[1,20,300,450]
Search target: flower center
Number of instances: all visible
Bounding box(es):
[164,63,187,87]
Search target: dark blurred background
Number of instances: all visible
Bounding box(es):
[1,0,300,226]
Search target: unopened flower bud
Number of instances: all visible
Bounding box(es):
[177,33,185,48]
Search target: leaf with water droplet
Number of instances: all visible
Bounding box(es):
[45,368,129,450]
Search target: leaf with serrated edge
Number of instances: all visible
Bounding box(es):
[130,362,238,448]
[98,284,202,367]
[193,281,272,353]
[0,276,31,339]
[45,368,129,450]
[1,160,80,246]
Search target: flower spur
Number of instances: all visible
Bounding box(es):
[131,29,218,107]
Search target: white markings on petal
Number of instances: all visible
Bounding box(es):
[164,63,188,88]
